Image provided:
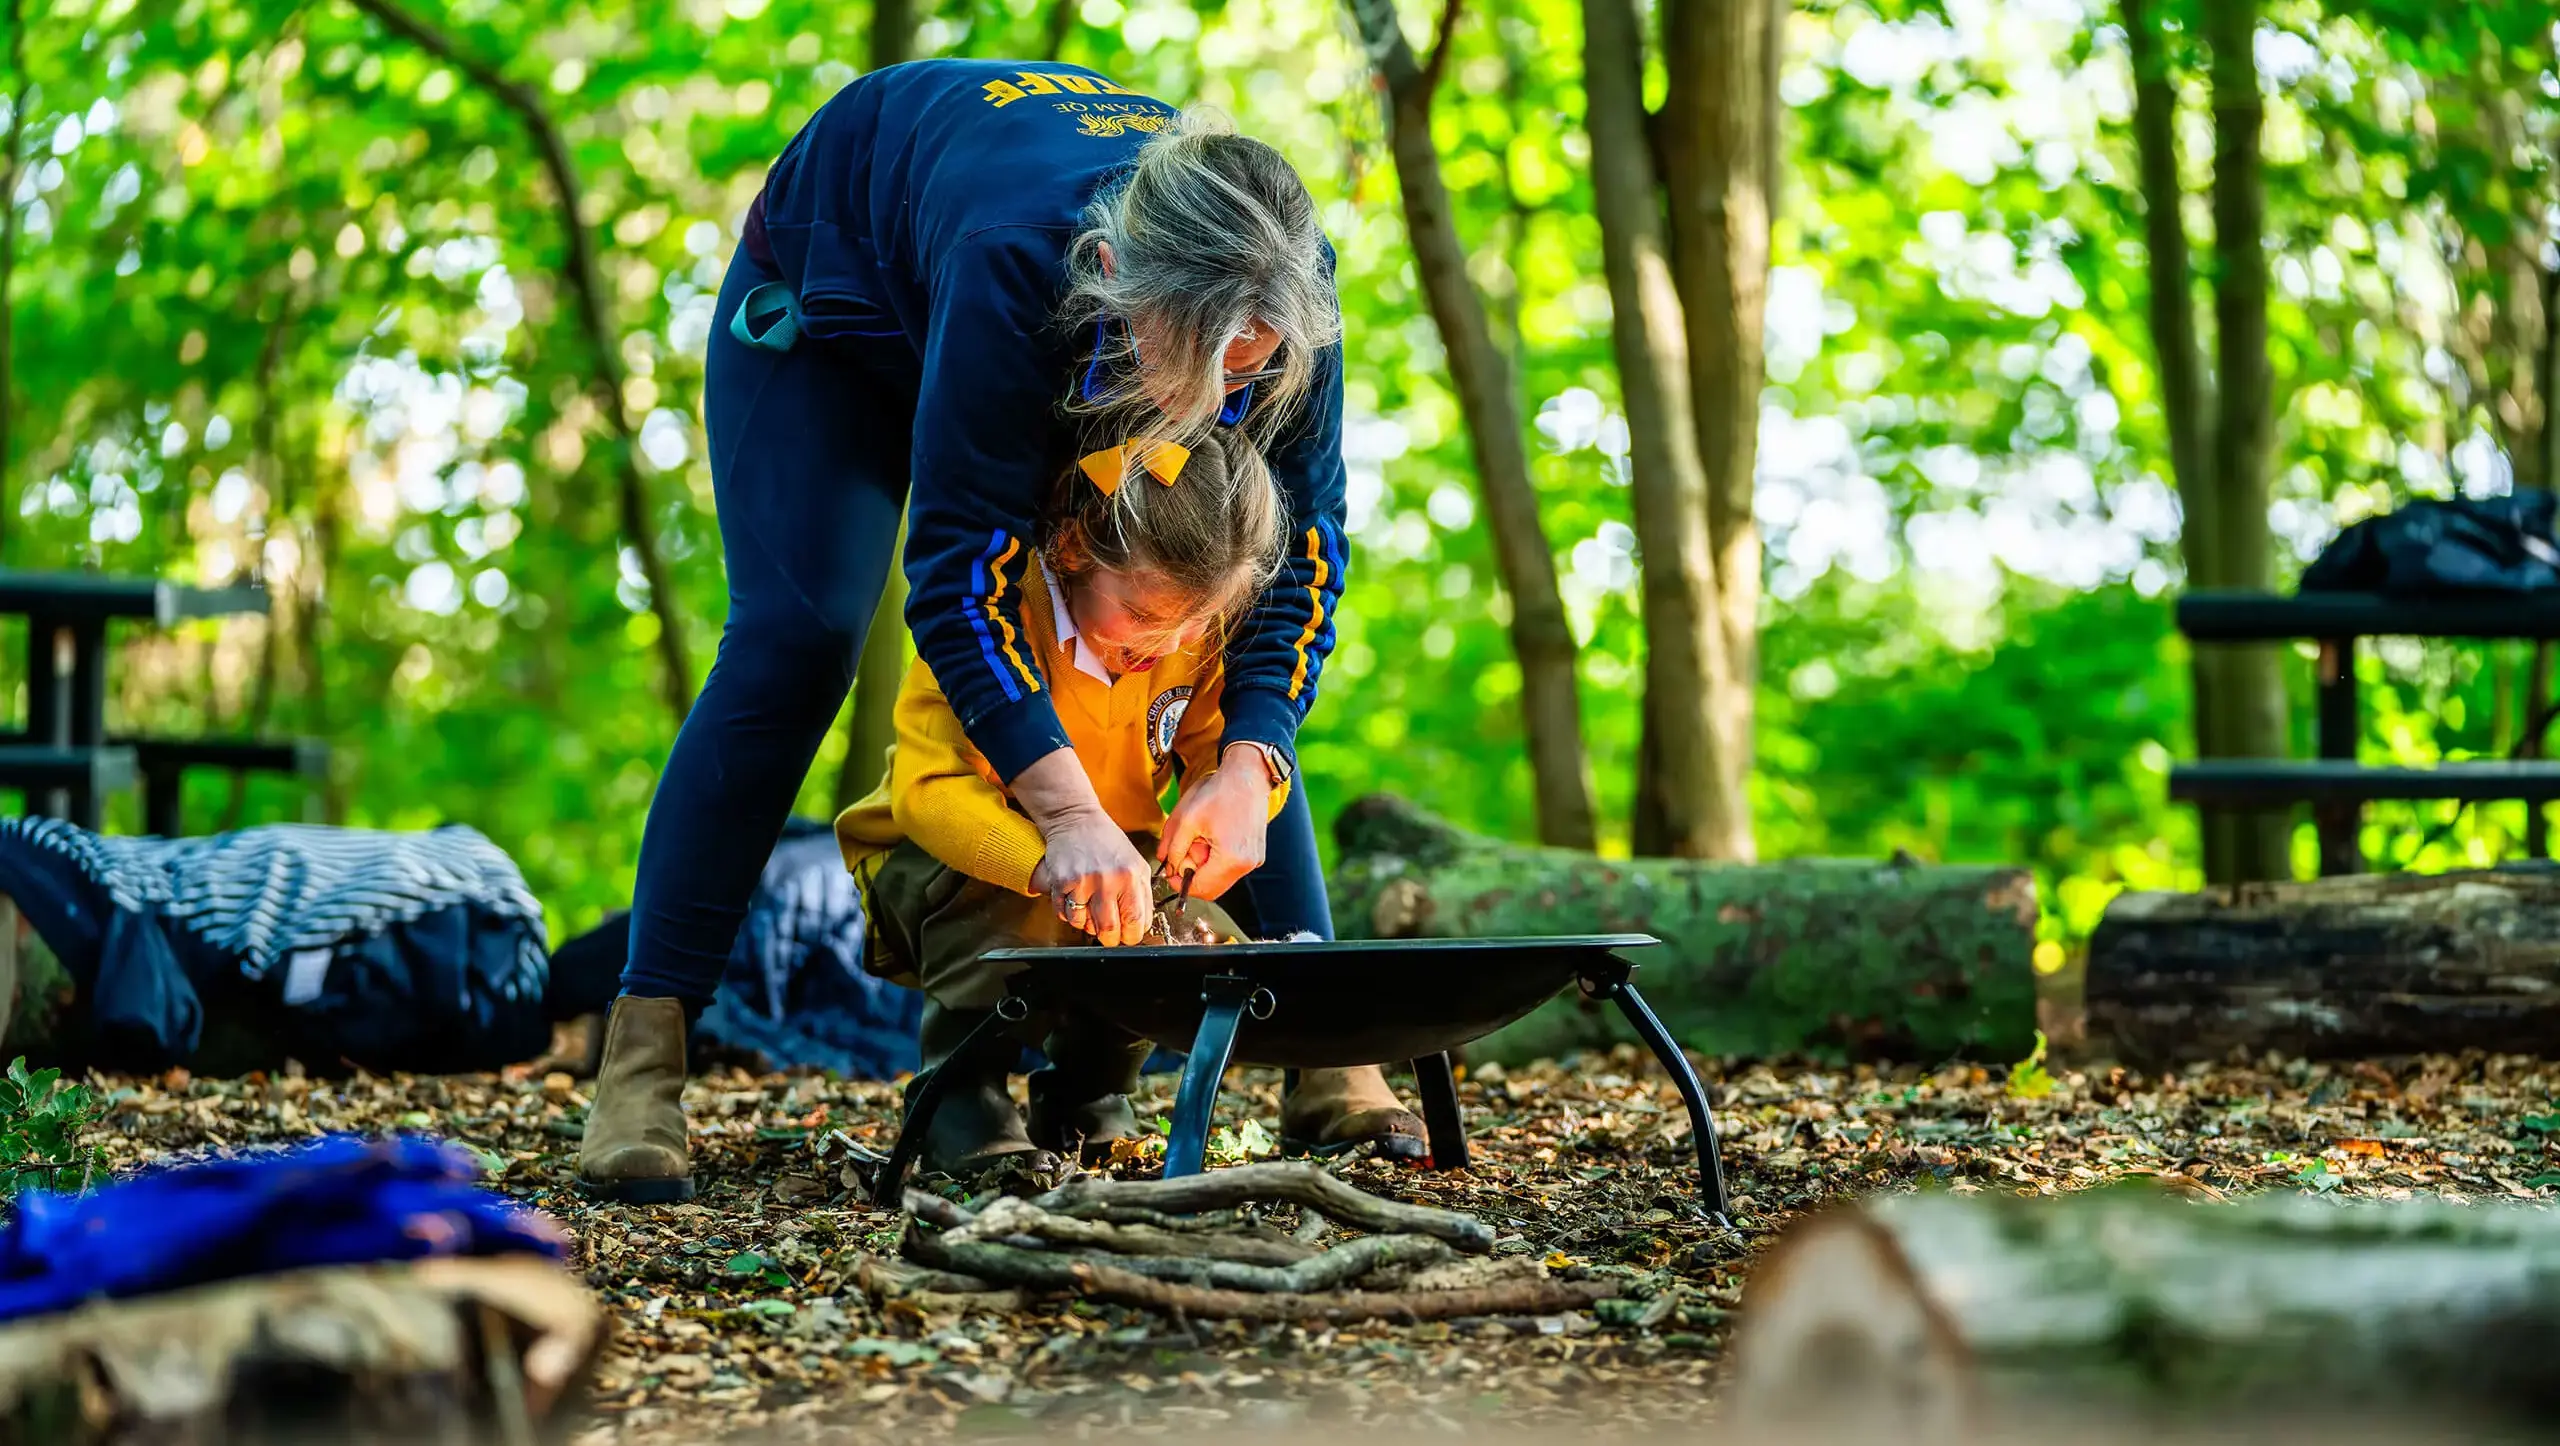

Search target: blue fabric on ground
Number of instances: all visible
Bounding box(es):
[0,1134,564,1323]
[695,818,926,1079]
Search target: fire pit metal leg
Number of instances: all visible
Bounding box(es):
[1609,982,1732,1220]
[873,1007,1020,1206]
[1165,974,1255,1178]
[1410,1052,1468,1170]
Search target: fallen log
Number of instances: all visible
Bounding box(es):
[1328,794,2038,1061]
[2085,867,2560,1063]
[0,1257,605,1445]
[1727,1185,2560,1440]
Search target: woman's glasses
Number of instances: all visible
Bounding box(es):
[1128,324,1285,389]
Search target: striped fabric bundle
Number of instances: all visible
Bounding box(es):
[0,817,547,990]
[0,817,555,1072]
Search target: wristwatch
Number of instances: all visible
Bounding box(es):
[1227,740,1293,789]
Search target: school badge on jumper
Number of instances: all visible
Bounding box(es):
[1147,685,1194,764]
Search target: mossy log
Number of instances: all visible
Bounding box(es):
[2085,867,2560,1063]
[1727,1186,2560,1441]
[0,1257,605,1444]
[1326,795,2038,1061]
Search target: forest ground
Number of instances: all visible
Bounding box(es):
[92,1043,2560,1442]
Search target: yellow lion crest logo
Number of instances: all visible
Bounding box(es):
[1076,113,1172,139]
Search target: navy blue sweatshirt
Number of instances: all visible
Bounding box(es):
[745,59,1348,784]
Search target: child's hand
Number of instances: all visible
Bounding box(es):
[1159,746,1277,902]
[1032,809,1157,946]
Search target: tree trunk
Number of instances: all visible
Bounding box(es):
[2084,868,2560,1063]
[0,1259,604,1443]
[836,536,909,810]
[871,0,918,69]
[2122,0,2243,880]
[1347,0,1596,851]
[1581,0,1746,860]
[222,299,297,833]
[345,0,696,728]
[1042,0,1076,62]
[1329,794,2037,1061]
[1729,1188,2560,1440]
[2204,0,2291,883]
[1660,0,1773,859]
[0,0,27,562]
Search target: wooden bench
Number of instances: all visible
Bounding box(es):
[2174,588,2560,874]
[126,737,331,837]
[0,570,324,833]
[0,745,140,826]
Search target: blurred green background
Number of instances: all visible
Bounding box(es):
[6,0,2555,962]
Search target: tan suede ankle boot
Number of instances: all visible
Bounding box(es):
[578,996,695,1203]
[1282,1065,1428,1162]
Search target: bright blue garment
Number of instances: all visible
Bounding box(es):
[0,1134,564,1322]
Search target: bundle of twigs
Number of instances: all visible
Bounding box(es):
[895,1162,1620,1323]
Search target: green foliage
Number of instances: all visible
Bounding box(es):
[0,1058,104,1195]
[1208,1116,1276,1162]
[2004,1030,2055,1100]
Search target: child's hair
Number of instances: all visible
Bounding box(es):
[1045,427,1287,620]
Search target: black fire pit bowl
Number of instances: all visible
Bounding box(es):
[875,933,1732,1221]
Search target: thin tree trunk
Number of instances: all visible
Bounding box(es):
[345,0,695,726]
[1347,0,1596,850]
[1494,6,1533,371]
[1042,0,1076,62]
[2121,0,2212,570]
[1659,0,1773,863]
[2206,0,2291,883]
[2122,0,2241,879]
[307,451,346,825]
[223,300,295,832]
[2524,243,2560,856]
[0,0,27,562]
[2543,255,2560,493]
[1582,0,1743,859]
[871,0,918,69]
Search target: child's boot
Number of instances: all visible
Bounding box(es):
[579,995,697,1202]
[1027,1021,1152,1162]
[1281,1065,1429,1162]
[915,1001,1057,1177]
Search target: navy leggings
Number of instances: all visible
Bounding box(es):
[619,250,1336,1007]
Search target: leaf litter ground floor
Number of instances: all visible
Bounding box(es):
[88,1046,2560,1441]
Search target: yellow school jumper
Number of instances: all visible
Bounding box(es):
[836,560,1289,894]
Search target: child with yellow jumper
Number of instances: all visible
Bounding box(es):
[837,429,1424,1176]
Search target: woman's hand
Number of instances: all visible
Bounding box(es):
[1013,747,1154,946]
[1159,745,1277,904]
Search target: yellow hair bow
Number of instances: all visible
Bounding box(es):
[1078,440,1192,497]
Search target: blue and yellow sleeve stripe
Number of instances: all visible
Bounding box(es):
[964,530,1042,702]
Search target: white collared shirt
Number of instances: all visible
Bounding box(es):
[1040,559,1118,684]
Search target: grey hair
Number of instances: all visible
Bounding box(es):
[1060,109,1343,453]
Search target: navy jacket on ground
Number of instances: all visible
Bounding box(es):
[744,58,1348,781]
[0,819,553,1074]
